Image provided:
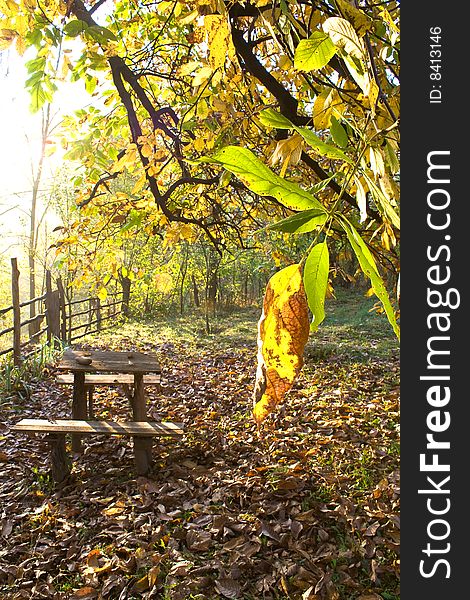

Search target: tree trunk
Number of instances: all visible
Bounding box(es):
[28,106,52,337]
[179,245,188,315]
[121,276,131,316]
[192,274,200,307]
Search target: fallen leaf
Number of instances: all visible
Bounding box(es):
[70,587,98,599]
[215,577,242,599]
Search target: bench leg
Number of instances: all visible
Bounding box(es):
[87,385,94,419]
[48,434,71,483]
[132,374,152,475]
[72,372,87,452]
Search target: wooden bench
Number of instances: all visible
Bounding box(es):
[12,418,183,482]
[56,373,162,418]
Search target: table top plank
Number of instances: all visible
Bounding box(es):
[58,350,162,374]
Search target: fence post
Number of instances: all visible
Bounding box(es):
[96,298,102,331]
[11,258,21,366]
[56,277,67,341]
[45,271,61,344]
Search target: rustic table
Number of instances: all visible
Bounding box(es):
[57,349,162,474]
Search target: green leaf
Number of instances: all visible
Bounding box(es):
[295,126,352,163]
[86,25,118,44]
[85,76,97,94]
[267,209,327,233]
[29,82,51,113]
[63,19,89,37]
[259,109,352,163]
[309,174,336,194]
[330,116,348,148]
[25,56,46,74]
[258,108,293,130]
[339,217,399,338]
[121,210,144,232]
[303,242,329,332]
[25,71,44,88]
[384,140,399,174]
[294,31,337,71]
[206,146,325,211]
[361,171,400,229]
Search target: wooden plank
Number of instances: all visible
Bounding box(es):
[56,374,161,385]
[12,419,184,436]
[58,350,162,374]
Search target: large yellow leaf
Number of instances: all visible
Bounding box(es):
[204,15,237,70]
[323,17,365,60]
[253,264,310,424]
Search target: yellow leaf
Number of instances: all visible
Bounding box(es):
[313,88,337,130]
[270,132,303,176]
[197,98,209,119]
[193,137,205,152]
[323,17,365,60]
[354,175,367,223]
[365,79,379,116]
[253,264,310,424]
[15,33,26,55]
[178,60,199,76]
[178,9,198,26]
[0,28,16,50]
[132,172,147,194]
[192,66,212,87]
[112,146,137,173]
[97,287,108,302]
[369,146,385,179]
[335,0,373,37]
[380,8,399,35]
[204,15,237,70]
[0,0,19,16]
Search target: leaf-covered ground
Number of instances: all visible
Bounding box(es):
[0,291,399,600]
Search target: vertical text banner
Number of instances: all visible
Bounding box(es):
[402,2,468,597]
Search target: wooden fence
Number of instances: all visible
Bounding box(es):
[0,258,123,365]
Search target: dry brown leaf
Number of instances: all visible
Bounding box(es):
[215,577,242,599]
[186,529,213,551]
[70,587,98,599]
[133,573,150,592]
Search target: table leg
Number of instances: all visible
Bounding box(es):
[132,373,152,475]
[72,372,87,452]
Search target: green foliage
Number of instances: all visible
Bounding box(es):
[303,242,329,332]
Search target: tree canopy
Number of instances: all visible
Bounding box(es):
[1,0,400,415]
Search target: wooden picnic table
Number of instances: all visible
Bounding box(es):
[57,349,162,474]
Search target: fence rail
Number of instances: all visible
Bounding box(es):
[0,258,123,365]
